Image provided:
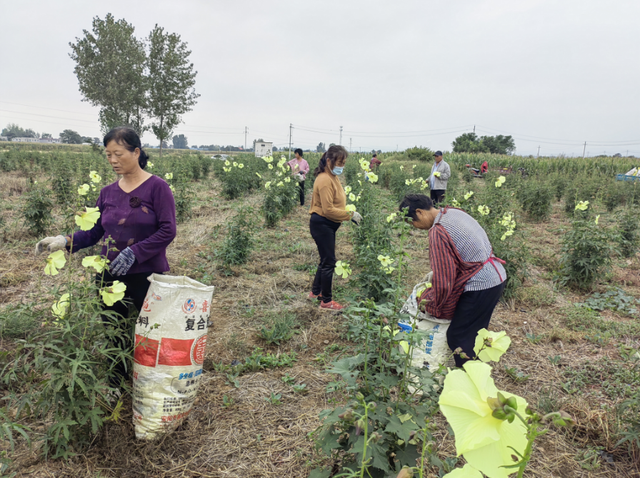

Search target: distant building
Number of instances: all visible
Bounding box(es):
[0,136,8,141]
[254,141,273,158]
[12,137,39,143]
[38,137,60,144]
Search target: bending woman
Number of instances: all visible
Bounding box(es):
[308,145,361,311]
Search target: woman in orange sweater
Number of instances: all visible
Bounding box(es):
[308,145,362,311]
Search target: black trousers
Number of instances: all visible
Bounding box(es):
[430,189,446,204]
[298,180,305,206]
[447,281,506,367]
[310,213,341,303]
[97,271,153,386]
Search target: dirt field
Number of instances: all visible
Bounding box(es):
[1,167,640,477]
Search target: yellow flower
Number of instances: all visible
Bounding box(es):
[165,172,173,180]
[51,293,70,319]
[263,156,273,163]
[284,177,291,183]
[238,163,244,169]
[345,204,357,212]
[44,250,66,276]
[442,464,484,478]
[101,280,127,306]
[256,172,262,178]
[377,255,393,267]
[169,184,176,193]
[225,160,231,166]
[434,171,441,178]
[575,200,589,211]
[386,213,397,223]
[344,186,352,194]
[78,184,90,196]
[277,181,284,187]
[335,261,351,279]
[233,162,238,167]
[405,179,412,186]
[82,255,108,273]
[90,170,101,183]
[412,165,417,169]
[464,191,474,200]
[147,161,154,169]
[368,172,378,183]
[349,192,356,201]
[75,207,101,231]
[495,176,506,188]
[265,181,272,189]
[595,214,600,225]
[223,167,231,172]
[439,361,528,478]
[473,329,511,363]
[268,164,274,169]
[477,205,490,216]
[399,165,404,170]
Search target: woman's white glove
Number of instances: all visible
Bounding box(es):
[351,211,363,225]
[35,235,67,255]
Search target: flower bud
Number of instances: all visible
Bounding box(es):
[369,432,382,444]
[487,397,502,411]
[505,396,518,411]
[492,409,508,420]
[339,409,354,421]
[368,402,377,410]
[355,392,365,401]
[396,467,414,478]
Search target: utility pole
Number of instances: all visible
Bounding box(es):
[339,126,343,145]
[288,123,292,161]
[537,146,540,158]
[349,138,352,152]
[473,125,476,134]
[244,126,248,151]
[582,141,587,158]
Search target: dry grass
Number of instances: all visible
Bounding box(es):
[2,168,640,477]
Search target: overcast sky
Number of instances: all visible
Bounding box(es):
[1,0,639,156]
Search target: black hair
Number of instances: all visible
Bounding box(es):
[399,194,434,220]
[372,153,377,158]
[103,126,149,169]
[314,145,348,177]
[294,148,303,157]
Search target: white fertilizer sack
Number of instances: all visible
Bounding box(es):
[132,274,214,439]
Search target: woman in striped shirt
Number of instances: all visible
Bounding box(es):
[399,194,506,367]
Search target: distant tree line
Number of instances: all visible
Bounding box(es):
[452,132,516,155]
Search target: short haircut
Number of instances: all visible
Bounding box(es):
[399,194,433,220]
[294,148,303,157]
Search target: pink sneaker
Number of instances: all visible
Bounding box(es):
[307,291,322,300]
[319,300,345,312]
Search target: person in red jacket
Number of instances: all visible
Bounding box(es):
[481,161,489,174]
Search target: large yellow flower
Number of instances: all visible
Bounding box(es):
[439,361,528,478]
[44,250,66,276]
[477,205,490,216]
[101,281,127,306]
[82,255,109,273]
[51,293,70,319]
[345,204,356,212]
[473,329,511,363]
[368,172,379,183]
[575,200,589,211]
[75,207,101,231]
[89,170,102,183]
[495,176,506,188]
[165,172,173,180]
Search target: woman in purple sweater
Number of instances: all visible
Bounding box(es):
[36,126,176,385]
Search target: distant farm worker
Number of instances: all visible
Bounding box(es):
[427,150,451,204]
[35,126,177,387]
[399,194,506,367]
[481,160,489,174]
[287,148,310,206]
[369,153,382,170]
[309,145,362,311]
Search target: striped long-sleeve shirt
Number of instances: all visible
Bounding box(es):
[419,207,506,319]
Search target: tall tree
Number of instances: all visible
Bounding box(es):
[69,14,147,134]
[481,135,516,155]
[316,142,326,153]
[146,25,199,157]
[60,129,83,144]
[172,134,188,149]
[2,124,37,139]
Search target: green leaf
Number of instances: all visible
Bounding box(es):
[309,468,331,478]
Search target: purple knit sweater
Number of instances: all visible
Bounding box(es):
[70,175,176,275]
